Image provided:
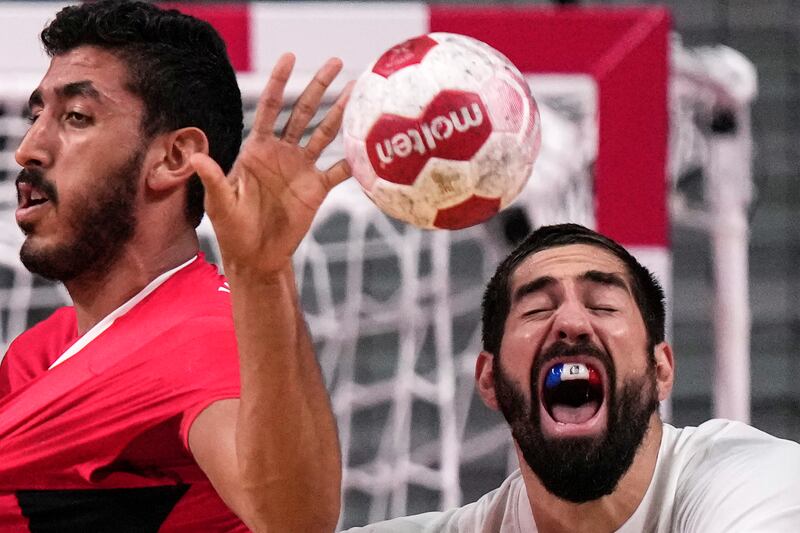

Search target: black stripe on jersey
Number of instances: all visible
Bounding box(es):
[16,484,190,532]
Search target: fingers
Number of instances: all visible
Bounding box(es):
[281,57,344,145]
[305,80,354,161]
[191,153,233,219]
[252,53,296,137]
[323,159,352,191]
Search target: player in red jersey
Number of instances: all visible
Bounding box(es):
[1,1,348,531]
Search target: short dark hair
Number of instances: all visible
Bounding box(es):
[40,0,243,227]
[481,223,666,356]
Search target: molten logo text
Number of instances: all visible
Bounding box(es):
[366,91,492,185]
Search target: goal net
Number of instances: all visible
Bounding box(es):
[0,3,755,530]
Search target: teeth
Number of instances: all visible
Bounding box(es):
[30,189,44,201]
[544,362,601,390]
[561,363,590,381]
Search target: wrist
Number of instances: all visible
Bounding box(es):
[222,258,294,284]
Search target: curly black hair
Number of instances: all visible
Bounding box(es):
[481,223,666,357]
[41,0,243,227]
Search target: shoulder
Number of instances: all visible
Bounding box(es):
[668,419,800,532]
[343,471,528,533]
[150,255,231,315]
[2,307,77,394]
[669,418,800,470]
[11,306,76,340]
[5,306,77,358]
[123,256,234,345]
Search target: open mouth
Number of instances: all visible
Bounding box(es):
[17,181,50,210]
[542,362,605,425]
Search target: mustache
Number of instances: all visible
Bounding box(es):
[531,340,615,389]
[16,168,59,204]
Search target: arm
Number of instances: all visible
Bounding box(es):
[187,53,352,533]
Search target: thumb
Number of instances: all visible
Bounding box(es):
[190,153,233,218]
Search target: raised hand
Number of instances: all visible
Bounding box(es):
[187,54,349,533]
[191,53,352,275]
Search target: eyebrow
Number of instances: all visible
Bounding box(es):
[512,276,557,303]
[579,270,631,293]
[27,80,101,111]
[60,80,101,101]
[511,270,630,303]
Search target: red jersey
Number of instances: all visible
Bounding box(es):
[0,255,247,532]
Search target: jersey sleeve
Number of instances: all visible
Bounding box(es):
[150,316,241,451]
[675,424,800,533]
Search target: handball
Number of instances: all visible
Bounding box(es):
[342,32,541,230]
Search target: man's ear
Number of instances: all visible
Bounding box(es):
[146,127,209,192]
[475,351,500,411]
[653,341,675,402]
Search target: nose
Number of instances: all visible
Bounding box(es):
[551,298,592,344]
[15,115,54,169]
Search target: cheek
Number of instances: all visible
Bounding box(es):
[499,321,545,387]
[51,144,92,193]
[601,315,635,339]
[609,338,651,382]
[598,317,650,376]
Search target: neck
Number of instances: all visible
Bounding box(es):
[522,415,663,533]
[65,230,199,336]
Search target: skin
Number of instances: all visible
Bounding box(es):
[15,46,196,333]
[475,244,675,533]
[16,45,350,532]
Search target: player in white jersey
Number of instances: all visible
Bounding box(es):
[345,223,800,533]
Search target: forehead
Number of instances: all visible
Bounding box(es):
[35,45,138,108]
[510,243,631,290]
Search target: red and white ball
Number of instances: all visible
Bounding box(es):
[343,32,541,230]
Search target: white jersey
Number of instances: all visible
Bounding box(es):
[344,419,800,532]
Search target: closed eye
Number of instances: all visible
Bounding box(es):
[522,308,553,318]
[589,306,617,313]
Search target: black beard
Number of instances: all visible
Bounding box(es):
[19,149,142,282]
[493,340,659,503]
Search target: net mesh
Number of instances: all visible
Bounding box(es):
[250,76,596,524]
[0,38,754,528]
[0,75,595,525]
